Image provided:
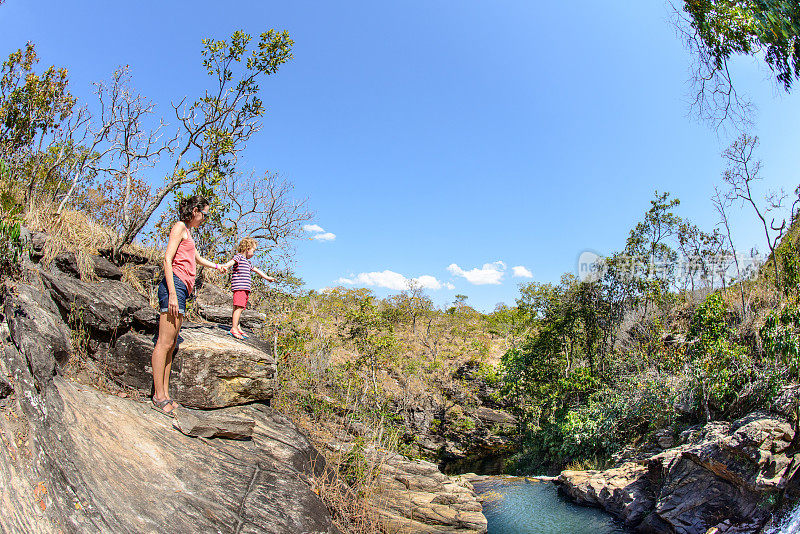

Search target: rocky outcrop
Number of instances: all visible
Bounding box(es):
[9,260,278,408]
[556,413,799,534]
[1,272,339,533]
[40,270,157,333]
[173,408,256,439]
[195,281,267,329]
[396,361,518,474]
[1,373,338,533]
[367,447,487,533]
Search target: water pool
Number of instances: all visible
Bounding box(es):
[473,477,630,534]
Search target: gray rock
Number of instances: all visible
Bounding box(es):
[195,282,266,328]
[173,408,256,439]
[364,446,487,533]
[0,374,11,398]
[654,428,676,449]
[40,270,151,332]
[475,406,516,426]
[556,413,797,533]
[0,371,338,533]
[91,255,123,280]
[29,231,48,258]
[132,306,159,332]
[557,463,654,526]
[3,283,72,387]
[53,251,122,279]
[110,325,277,408]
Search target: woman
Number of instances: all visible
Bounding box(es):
[151,195,225,417]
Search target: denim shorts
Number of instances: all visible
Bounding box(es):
[158,274,189,315]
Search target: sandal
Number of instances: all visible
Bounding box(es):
[240,332,249,339]
[228,330,244,340]
[151,398,176,418]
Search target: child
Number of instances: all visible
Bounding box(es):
[221,237,275,339]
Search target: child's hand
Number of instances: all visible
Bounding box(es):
[216,263,228,273]
[264,275,276,283]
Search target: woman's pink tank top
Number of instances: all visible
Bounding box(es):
[172,229,196,295]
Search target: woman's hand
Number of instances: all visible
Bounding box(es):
[216,263,228,273]
[168,293,179,317]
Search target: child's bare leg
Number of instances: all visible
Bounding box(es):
[231,306,245,334]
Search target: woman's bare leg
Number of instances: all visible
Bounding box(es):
[163,314,182,399]
[152,312,182,411]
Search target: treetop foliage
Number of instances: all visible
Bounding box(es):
[684,0,800,91]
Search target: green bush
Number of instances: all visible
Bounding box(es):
[0,162,23,279]
[689,292,760,416]
[761,302,800,371]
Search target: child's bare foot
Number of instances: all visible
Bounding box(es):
[228,330,244,339]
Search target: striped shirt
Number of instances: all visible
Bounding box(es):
[231,253,253,291]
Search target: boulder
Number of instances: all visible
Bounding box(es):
[555,413,799,533]
[28,231,48,259]
[110,325,277,408]
[557,462,654,526]
[53,252,123,280]
[475,406,516,428]
[40,270,151,332]
[367,447,487,533]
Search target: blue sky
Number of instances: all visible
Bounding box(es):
[3,1,799,311]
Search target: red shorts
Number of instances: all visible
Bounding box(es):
[233,290,250,308]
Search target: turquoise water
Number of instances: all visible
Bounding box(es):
[473,477,630,534]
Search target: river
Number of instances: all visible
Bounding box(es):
[472,476,630,534]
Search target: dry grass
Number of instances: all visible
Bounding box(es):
[294,407,396,534]
[25,202,113,280]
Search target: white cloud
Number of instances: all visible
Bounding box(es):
[512,265,533,278]
[416,275,445,290]
[445,282,456,290]
[447,261,506,285]
[335,270,451,291]
[313,232,336,241]
[303,224,325,233]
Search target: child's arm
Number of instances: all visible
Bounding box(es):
[252,266,276,283]
[220,259,237,269]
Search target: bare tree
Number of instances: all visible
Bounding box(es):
[213,170,313,261]
[115,30,294,251]
[712,187,747,315]
[721,134,789,289]
[88,68,174,256]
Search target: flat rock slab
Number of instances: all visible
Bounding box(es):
[173,408,256,440]
[49,378,336,533]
